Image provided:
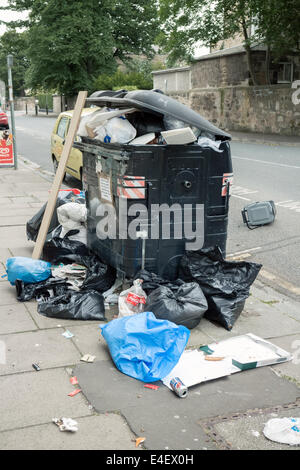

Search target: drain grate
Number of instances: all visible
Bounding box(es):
[198,399,300,450]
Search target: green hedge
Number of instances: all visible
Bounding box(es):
[93,70,153,92]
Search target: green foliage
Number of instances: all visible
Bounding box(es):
[0,29,29,96]
[158,0,300,82]
[36,93,53,109]
[94,58,166,92]
[93,69,153,91]
[251,0,300,59]
[2,0,160,96]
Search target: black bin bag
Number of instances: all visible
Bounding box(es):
[42,231,90,262]
[145,282,208,330]
[37,290,105,321]
[134,269,182,295]
[179,246,262,331]
[15,278,69,302]
[26,192,75,242]
[52,253,116,294]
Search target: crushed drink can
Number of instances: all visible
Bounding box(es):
[170,377,188,398]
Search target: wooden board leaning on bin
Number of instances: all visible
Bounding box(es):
[32,90,88,260]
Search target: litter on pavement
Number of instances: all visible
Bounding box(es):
[70,376,79,385]
[263,417,300,446]
[118,279,147,318]
[52,417,78,433]
[80,354,96,363]
[242,200,276,230]
[68,389,82,397]
[62,330,74,339]
[199,333,292,372]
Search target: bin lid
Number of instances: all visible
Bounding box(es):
[86,89,231,141]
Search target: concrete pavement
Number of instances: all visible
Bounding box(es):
[0,162,299,450]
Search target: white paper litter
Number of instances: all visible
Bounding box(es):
[53,417,78,432]
[203,334,292,372]
[197,136,224,153]
[263,417,300,446]
[162,349,233,389]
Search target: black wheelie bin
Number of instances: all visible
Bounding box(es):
[75,90,233,280]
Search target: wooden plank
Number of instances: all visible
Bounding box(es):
[32,90,87,260]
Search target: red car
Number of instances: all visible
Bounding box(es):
[0,109,9,129]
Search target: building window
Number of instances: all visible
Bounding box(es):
[277,62,293,83]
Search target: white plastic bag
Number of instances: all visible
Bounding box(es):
[95,116,137,144]
[263,417,300,446]
[118,279,147,318]
[57,203,87,242]
[197,136,224,153]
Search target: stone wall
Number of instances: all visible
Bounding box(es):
[188,85,300,136]
[152,67,191,93]
[192,51,269,88]
[14,96,36,112]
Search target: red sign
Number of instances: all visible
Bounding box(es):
[0,131,14,166]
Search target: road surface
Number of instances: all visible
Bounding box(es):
[12,111,300,295]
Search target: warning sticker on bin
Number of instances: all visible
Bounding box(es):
[222,173,234,197]
[117,175,146,199]
[98,172,113,204]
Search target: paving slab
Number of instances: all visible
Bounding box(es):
[74,360,300,450]
[0,328,81,375]
[0,207,38,217]
[0,215,33,226]
[0,248,11,264]
[10,196,39,204]
[7,244,34,258]
[0,413,139,450]
[70,324,111,361]
[0,282,19,306]
[0,226,30,246]
[0,261,7,281]
[0,303,37,334]
[270,334,300,385]
[209,403,300,450]
[0,368,92,432]
[199,302,300,342]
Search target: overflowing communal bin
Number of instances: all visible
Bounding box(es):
[75,89,233,280]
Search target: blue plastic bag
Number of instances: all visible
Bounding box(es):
[101,311,190,382]
[6,257,52,286]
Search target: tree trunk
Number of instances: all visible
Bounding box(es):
[265,46,271,85]
[242,19,257,86]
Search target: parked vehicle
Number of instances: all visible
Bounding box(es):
[51,108,97,182]
[0,109,9,130]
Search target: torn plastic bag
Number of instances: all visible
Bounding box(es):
[42,231,90,262]
[118,279,147,317]
[26,192,81,242]
[57,203,87,232]
[15,278,69,302]
[134,269,183,295]
[145,282,207,330]
[52,253,116,294]
[94,116,137,144]
[101,311,190,382]
[6,257,52,286]
[179,246,262,331]
[37,290,105,321]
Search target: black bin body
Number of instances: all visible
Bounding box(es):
[80,138,233,280]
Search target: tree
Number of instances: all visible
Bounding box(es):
[158,0,300,86]
[252,0,300,59]
[1,0,159,96]
[0,29,29,96]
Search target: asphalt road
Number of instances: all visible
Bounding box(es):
[12,111,300,293]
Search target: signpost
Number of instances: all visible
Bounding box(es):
[7,54,17,169]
